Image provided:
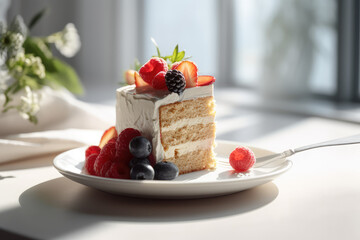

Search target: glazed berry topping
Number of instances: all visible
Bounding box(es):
[130,163,155,180]
[129,157,150,168]
[152,71,167,89]
[84,153,98,175]
[116,128,141,164]
[154,161,179,180]
[197,75,216,86]
[85,145,101,159]
[139,57,168,84]
[129,136,152,158]
[165,69,186,94]
[229,146,256,172]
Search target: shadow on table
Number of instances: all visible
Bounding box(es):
[0,177,278,239]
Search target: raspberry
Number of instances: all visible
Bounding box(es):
[108,137,117,144]
[139,57,168,84]
[85,145,101,158]
[148,154,156,166]
[165,69,186,94]
[229,146,256,172]
[99,160,113,177]
[106,161,130,179]
[116,128,141,164]
[171,62,180,70]
[152,71,167,89]
[94,142,117,175]
[84,153,98,175]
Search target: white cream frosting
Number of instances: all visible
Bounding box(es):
[116,84,214,162]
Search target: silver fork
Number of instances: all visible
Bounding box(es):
[254,134,360,167]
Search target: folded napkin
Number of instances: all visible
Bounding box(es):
[0,87,115,164]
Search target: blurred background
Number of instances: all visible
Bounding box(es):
[1,0,360,141]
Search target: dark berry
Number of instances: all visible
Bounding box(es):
[154,161,179,180]
[130,164,155,180]
[165,69,186,94]
[129,157,150,168]
[129,136,152,158]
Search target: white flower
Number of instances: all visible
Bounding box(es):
[18,86,41,120]
[50,23,81,58]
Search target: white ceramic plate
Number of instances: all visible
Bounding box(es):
[53,140,292,199]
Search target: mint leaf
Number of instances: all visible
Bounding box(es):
[175,51,185,62]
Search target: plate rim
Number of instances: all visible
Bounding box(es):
[53,140,292,186]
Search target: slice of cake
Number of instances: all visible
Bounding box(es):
[116,83,216,174]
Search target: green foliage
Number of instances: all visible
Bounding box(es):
[24,37,83,95]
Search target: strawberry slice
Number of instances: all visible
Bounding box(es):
[197,75,216,86]
[99,126,118,149]
[175,61,198,88]
[134,71,149,87]
[124,69,135,85]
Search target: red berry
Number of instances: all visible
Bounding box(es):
[171,62,181,70]
[99,126,118,148]
[152,71,167,89]
[197,75,216,86]
[175,60,198,88]
[139,57,168,84]
[85,145,101,158]
[99,160,113,177]
[134,71,150,88]
[116,128,141,164]
[94,142,117,175]
[229,146,256,172]
[84,153,98,175]
[148,153,156,166]
[106,161,130,179]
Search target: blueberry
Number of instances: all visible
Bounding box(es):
[129,157,150,168]
[130,163,154,180]
[154,161,179,180]
[129,136,152,158]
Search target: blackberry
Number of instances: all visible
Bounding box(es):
[165,70,186,94]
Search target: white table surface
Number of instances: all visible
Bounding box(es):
[1,115,360,240]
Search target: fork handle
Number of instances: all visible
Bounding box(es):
[294,134,360,153]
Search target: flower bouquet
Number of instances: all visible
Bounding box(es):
[0,9,83,124]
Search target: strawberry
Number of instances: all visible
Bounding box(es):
[152,71,167,89]
[84,153,98,175]
[85,145,101,159]
[99,126,118,149]
[175,60,198,88]
[116,128,142,165]
[139,57,168,84]
[229,146,256,172]
[124,69,136,85]
[197,75,216,86]
[134,71,149,87]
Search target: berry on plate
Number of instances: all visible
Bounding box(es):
[84,153,98,175]
[139,57,168,84]
[129,157,150,168]
[152,71,167,89]
[129,136,152,158]
[154,161,179,180]
[85,145,101,158]
[116,128,142,164]
[174,60,198,88]
[165,69,186,94]
[130,163,155,180]
[94,142,117,175]
[229,146,256,172]
[106,161,130,179]
[197,75,216,86]
[99,126,118,149]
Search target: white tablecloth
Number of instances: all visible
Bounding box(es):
[0,87,114,163]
